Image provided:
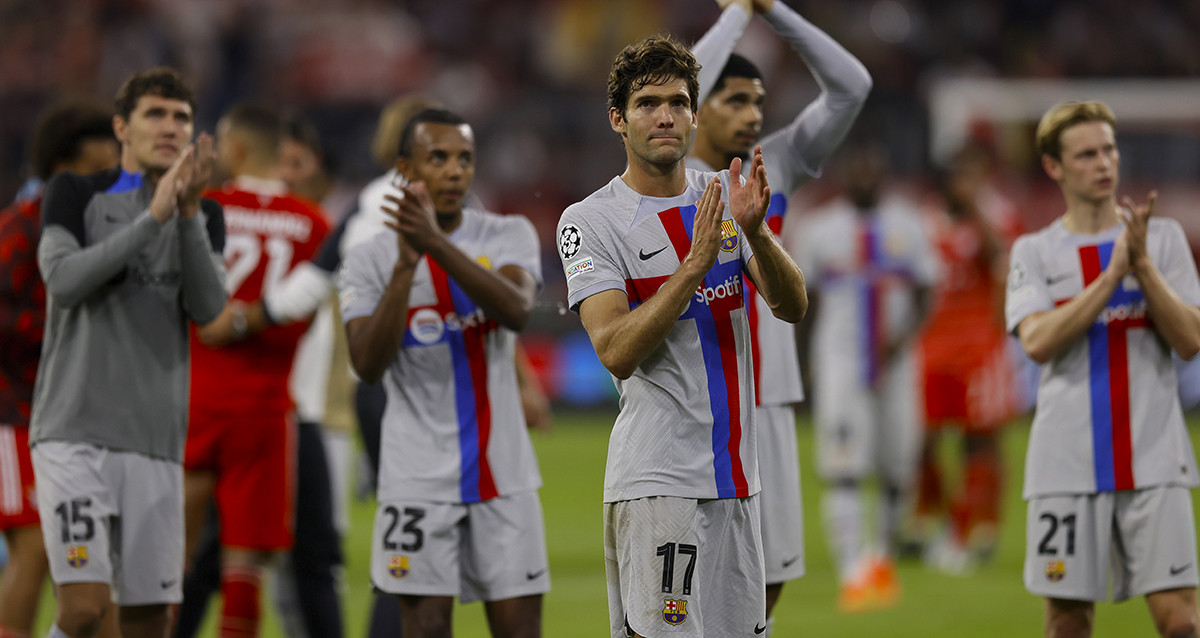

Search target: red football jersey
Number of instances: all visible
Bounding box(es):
[190,178,330,416]
[0,195,46,427]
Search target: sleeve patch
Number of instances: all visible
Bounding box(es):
[559,224,582,260]
[565,257,594,280]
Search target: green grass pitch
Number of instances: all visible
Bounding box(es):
[31,410,1200,636]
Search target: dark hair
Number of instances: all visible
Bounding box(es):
[397,108,468,159]
[31,101,116,180]
[711,53,764,96]
[114,66,196,120]
[282,110,338,177]
[222,103,282,155]
[606,35,700,117]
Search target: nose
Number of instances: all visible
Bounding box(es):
[655,103,674,128]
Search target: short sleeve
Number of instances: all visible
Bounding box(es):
[494,214,543,287]
[338,237,390,323]
[1005,234,1053,334]
[1158,218,1200,308]
[558,205,625,313]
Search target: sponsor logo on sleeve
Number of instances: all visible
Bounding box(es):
[565,258,594,281]
[1007,261,1026,291]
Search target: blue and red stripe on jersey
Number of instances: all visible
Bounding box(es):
[1072,242,1149,491]
[624,205,751,498]
[402,257,501,503]
[858,218,887,386]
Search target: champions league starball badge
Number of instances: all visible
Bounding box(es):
[559,224,582,260]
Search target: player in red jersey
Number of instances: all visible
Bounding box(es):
[916,142,1023,571]
[183,104,330,637]
[0,101,119,638]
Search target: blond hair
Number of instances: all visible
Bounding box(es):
[371,94,444,168]
[1035,101,1116,160]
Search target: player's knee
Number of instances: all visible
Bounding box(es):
[1157,611,1198,638]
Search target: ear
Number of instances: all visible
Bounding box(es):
[1041,154,1061,182]
[608,107,626,137]
[395,156,413,181]
[113,115,128,145]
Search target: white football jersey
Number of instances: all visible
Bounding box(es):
[339,208,543,504]
[559,169,760,502]
[1006,217,1200,498]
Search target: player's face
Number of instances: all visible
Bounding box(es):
[278,138,323,197]
[114,94,193,173]
[698,77,765,158]
[1045,121,1119,205]
[399,122,476,215]
[611,77,697,167]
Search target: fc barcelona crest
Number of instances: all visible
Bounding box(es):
[389,555,410,578]
[720,220,739,252]
[663,599,688,625]
[66,545,89,569]
[1045,560,1065,582]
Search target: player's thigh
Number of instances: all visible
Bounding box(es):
[370,499,465,597]
[756,404,804,584]
[813,377,874,481]
[214,412,297,551]
[460,490,549,605]
[110,450,184,606]
[604,495,765,638]
[1112,486,1199,601]
[1024,493,1112,601]
[31,442,117,588]
[878,370,923,488]
[0,424,40,531]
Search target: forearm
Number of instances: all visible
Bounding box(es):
[693,4,751,104]
[746,227,807,321]
[1018,269,1123,363]
[1134,257,1200,359]
[347,264,416,383]
[766,2,871,183]
[426,237,534,331]
[263,262,336,325]
[586,265,708,380]
[178,216,228,324]
[38,213,161,307]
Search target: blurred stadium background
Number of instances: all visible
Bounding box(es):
[6,0,1200,635]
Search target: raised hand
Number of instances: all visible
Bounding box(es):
[727,145,771,235]
[179,133,216,219]
[1120,190,1155,267]
[381,181,441,266]
[149,144,194,223]
[685,176,726,273]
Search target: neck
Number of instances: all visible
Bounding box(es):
[1061,195,1119,234]
[438,210,463,234]
[238,161,279,181]
[621,152,688,198]
[689,134,723,172]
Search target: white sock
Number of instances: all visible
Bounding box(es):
[823,484,862,580]
[47,625,71,638]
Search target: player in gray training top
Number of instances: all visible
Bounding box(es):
[30,67,226,638]
[1007,100,1200,638]
[560,35,807,638]
[688,0,871,629]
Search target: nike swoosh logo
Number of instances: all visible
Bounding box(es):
[782,555,800,568]
[639,246,668,261]
[754,623,767,634]
[105,214,122,223]
[161,579,178,589]
[1046,273,1072,285]
[1170,563,1192,576]
[526,568,547,580]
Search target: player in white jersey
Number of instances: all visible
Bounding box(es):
[795,143,939,612]
[688,0,871,627]
[1006,101,1200,638]
[338,108,547,637]
[560,36,807,638]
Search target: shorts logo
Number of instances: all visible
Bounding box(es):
[409,307,446,345]
[1045,560,1065,582]
[559,224,582,260]
[66,545,89,569]
[389,555,410,578]
[663,599,688,625]
[720,220,738,252]
[565,258,594,281]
